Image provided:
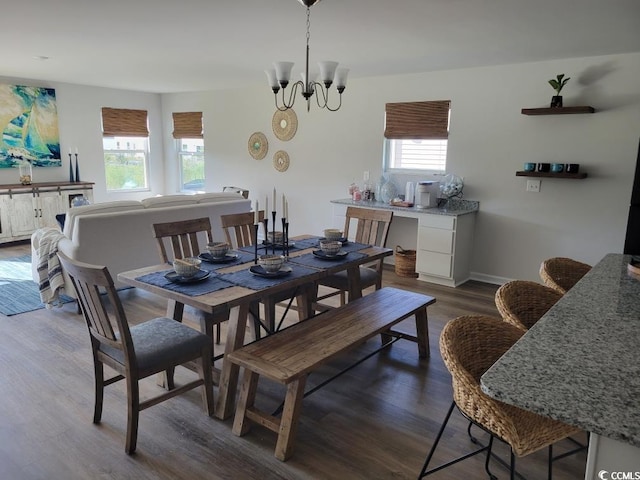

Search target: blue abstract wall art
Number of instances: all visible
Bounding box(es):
[0,84,61,168]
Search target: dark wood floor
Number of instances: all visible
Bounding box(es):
[0,241,587,479]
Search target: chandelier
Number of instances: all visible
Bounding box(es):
[265,0,348,112]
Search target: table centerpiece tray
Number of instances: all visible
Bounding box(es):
[262,241,296,250]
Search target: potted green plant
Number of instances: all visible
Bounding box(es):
[548,73,570,107]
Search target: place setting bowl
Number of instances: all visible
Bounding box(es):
[200,242,240,263]
[166,257,210,283]
[251,254,292,278]
[319,228,348,244]
[313,240,348,260]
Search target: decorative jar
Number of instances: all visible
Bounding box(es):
[19,162,32,185]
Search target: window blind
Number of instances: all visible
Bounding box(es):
[172,112,203,139]
[384,100,450,139]
[101,107,149,137]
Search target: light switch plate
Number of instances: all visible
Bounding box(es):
[526,179,541,192]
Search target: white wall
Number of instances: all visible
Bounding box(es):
[162,52,640,283]
[0,76,165,202]
[3,52,639,283]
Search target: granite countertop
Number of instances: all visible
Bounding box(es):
[331,198,479,216]
[481,253,640,448]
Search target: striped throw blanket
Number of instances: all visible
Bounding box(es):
[36,227,67,308]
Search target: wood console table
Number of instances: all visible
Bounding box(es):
[0,181,94,243]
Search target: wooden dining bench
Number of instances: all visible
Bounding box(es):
[226,286,436,461]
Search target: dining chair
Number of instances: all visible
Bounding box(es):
[315,206,393,309]
[220,210,297,336]
[495,280,563,331]
[220,210,265,248]
[419,315,582,479]
[57,251,213,454]
[151,217,226,347]
[539,257,592,294]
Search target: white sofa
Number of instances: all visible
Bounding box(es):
[31,192,251,295]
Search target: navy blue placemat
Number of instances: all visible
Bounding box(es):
[135,269,235,296]
[288,251,367,270]
[218,264,319,290]
[199,251,255,271]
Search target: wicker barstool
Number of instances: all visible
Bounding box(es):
[495,280,563,331]
[418,315,583,479]
[539,257,592,295]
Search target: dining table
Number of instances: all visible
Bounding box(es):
[117,234,393,420]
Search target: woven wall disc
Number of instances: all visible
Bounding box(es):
[248,132,268,160]
[272,109,298,141]
[273,150,290,172]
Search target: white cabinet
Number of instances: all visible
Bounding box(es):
[331,199,477,287]
[417,212,475,287]
[0,181,94,243]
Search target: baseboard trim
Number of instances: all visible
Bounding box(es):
[469,271,511,286]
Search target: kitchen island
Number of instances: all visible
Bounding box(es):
[331,198,479,287]
[481,253,640,479]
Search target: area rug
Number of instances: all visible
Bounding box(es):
[0,255,74,316]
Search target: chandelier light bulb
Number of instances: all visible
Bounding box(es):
[318,61,338,87]
[265,69,280,93]
[334,68,349,91]
[274,62,294,88]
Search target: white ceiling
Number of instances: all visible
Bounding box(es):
[1,0,639,94]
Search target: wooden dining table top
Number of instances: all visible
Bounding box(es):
[117,235,392,316]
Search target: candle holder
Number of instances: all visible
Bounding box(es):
[253,223,259,264]
[74,153,80,182]
[68,153,74,182]
[262,217,269,253]
[271,210,277,255]
[282,218,289,260]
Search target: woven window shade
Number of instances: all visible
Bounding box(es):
[172,112,203,139]
[384,100,450,139]
[101,107,149,137]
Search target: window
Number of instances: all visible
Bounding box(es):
[172,112,204,192]
[101,108,150,191]
[383,100,450,172]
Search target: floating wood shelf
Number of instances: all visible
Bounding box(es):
[516,171,587,179]
[521,106,595,115]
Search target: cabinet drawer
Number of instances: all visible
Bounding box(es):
[417,251,453,278]
[419,214,455,230]
[418,227,454,254]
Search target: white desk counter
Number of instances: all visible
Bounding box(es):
[331,198,479,287]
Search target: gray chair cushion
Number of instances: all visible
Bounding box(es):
[319,266,380,291]
[99,317,210,376]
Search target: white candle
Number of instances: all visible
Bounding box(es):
[273,188,276,212]
[68,148,71,155]
[75,147,78,154]
[282,194,286,218]
[285,199,289,219]
[254,201,259,224]
[265,196,268,217]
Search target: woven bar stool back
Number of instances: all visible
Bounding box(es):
[539,257,591,294]
[495,280,563,331]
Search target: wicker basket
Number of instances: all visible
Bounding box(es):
[395,246,418,278]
